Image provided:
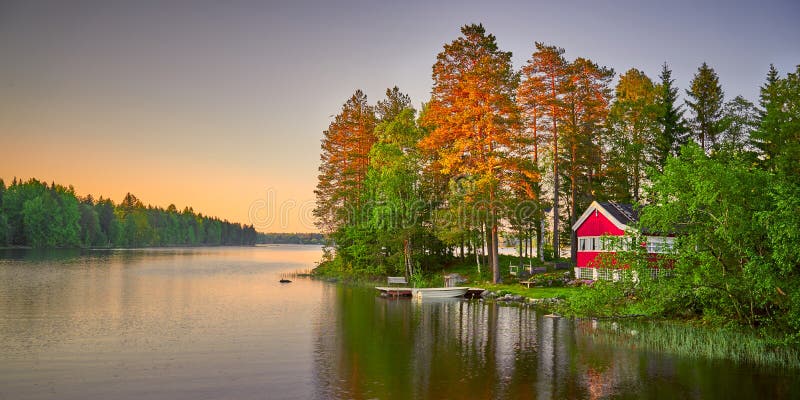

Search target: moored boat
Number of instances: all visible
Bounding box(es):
[375,286,470,298]
[410,287,469,298]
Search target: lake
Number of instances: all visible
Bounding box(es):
[0,245,797,399]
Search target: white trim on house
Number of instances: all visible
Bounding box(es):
[571,201,631,233]
[577,235,675,254]
[577,236,633,252]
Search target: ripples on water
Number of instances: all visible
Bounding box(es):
[0,246,797,399]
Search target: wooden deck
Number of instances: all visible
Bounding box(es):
[375,287,413,297]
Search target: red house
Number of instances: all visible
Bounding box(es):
[571,201,674,280]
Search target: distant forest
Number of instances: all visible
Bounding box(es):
[0,178,257,248]
[256,232,324,245]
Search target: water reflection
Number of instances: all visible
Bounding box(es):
[1,247,797,400]
[0,246,325,400]
[314,288,800,400]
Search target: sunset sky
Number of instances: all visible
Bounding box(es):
[1,0,798,232]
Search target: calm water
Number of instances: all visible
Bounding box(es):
[0,246,797,399]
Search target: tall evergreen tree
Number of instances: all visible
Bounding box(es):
[606,68,659,203]
[686,62,724,153]
[520,43,569,260]
[420,24,521,283]
[314,90,377,239]
[560,57,613,263]
[654,62,688,168]
[751,65,800,177]
[517,47,550,260]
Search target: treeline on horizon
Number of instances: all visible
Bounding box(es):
[0,178,257,248]
[314,24,799,340]
[256,232,324,245]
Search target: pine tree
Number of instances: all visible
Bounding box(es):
[560,57,613,263]
[686,62,724,153]
[655,62,688,168]
[420,24,521,283]
[519,43,569,260]
[607,68,659,203]
[314,90,377,238]
[752,65,800,176]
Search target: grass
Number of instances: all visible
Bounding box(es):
[587,319,800,369]
[481,284,577,300]
[440,254,580,301]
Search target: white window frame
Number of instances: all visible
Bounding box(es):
[645,236,675,254]
[576,235,632,252]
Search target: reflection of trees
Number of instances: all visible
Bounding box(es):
[313,289,793,399]
[313,289,587,399]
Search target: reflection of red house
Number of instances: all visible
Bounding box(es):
[572,201,674,280]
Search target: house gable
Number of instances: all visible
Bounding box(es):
[572,201,631,236]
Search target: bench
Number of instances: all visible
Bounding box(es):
[520,267,548,288]
[387,276,408,286]
[520,280,537,288]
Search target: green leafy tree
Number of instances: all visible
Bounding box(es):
[641,143,800,337]
[364,89,425,276]
[719,95,759,154]
[21,184,80,248]
[3,178,48,245]
[686,62,724,153]
[79,201,103,246]
[95,198,120,246]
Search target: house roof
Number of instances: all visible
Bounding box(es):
[598,202,638,226]
[571,201,639,233]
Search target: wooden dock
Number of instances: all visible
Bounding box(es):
[376,287,413,297]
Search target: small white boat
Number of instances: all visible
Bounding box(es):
[411,287,469,298]
[375,286,470,298]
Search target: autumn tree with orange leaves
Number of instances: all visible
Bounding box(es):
[420,24,525,283]
[314,90,376,248]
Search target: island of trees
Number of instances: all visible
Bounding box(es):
[0,178,257,248]
[314,24,800,343]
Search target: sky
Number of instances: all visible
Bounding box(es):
[1,0,798,232]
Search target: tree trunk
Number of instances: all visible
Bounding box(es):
[491,219,501,284]
[485,223,494,281]
[570,144,577,266]
[551,77,560,262]
[472,238,481,275]
[540,216,546,262]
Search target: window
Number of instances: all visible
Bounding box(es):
[646,237,676,254]
[579,238,586,251]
